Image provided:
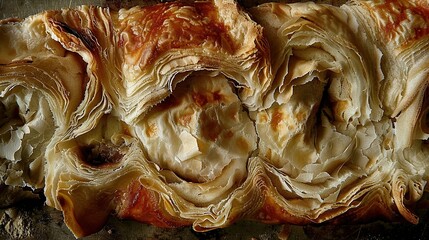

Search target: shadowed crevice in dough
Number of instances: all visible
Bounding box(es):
[0,99,25,131]
[79,141,125,167]
[49,20,97,51]
[72,114,133,168]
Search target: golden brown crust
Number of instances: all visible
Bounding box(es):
[116,1,235,67]
[117,180,192,228]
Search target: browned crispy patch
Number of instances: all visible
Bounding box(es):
[145,123,158,137]
[252,191,310,225]
[118,1,236,67]
[376,0,429,42]
[176,109,194,127]
[270,107,283,131]
[328,200,397,224]
[117,180,190,228]
[192,89,226,107]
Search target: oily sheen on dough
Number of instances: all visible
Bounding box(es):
[1,0,429,237]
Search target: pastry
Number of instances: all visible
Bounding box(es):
[1,0,428,237]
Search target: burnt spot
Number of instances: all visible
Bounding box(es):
[80,141,124,167]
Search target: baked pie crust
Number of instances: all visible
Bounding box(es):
[1,0,429,237]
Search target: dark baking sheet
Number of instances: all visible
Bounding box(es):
[1,1,429,239]
[1,196,429,239]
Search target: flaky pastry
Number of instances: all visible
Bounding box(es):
[1,0,429,238]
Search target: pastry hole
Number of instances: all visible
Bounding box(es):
[80,141,125,167]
